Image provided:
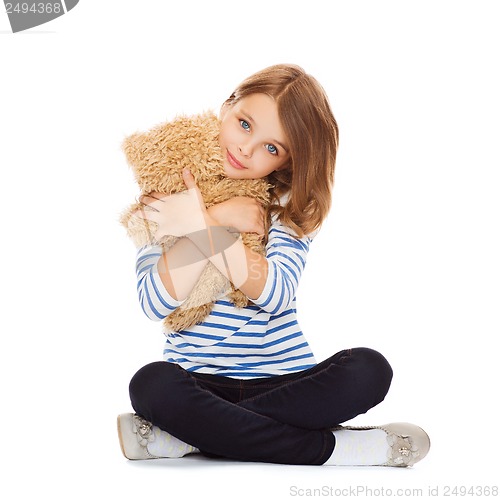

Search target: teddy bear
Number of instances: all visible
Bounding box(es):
[120,111,272,333]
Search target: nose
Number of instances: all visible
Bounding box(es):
[238,140,253,158]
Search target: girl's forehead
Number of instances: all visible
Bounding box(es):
[234,93,276,111]
[233,94,281,127]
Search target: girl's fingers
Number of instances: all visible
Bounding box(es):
[133,207,160,222]
[182,168,197,189]
[139,195,163,210]
[182,168,207,210]
[148,191,164,199]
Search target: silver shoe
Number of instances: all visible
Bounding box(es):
[117,413,198,460]
[333,422,431,467]
[117,413,160,459]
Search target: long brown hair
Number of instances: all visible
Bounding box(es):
[224,64,339,238]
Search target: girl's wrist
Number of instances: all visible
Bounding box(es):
[203,213,239,236]
[206,205,225,226]
[203,212,221,229]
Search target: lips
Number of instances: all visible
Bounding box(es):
[227,150,246,170]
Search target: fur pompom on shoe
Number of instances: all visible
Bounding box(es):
[117,413,159,460]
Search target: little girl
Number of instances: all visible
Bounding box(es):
[117,64,430,467]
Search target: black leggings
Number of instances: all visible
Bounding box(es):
[129,347,393,465]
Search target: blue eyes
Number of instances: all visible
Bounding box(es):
[239,119,278,155]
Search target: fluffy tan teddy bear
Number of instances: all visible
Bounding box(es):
[120,111,272,332]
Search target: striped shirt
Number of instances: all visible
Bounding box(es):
[136,217,317,379]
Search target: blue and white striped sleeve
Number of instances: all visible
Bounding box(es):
[251,219,315,315]
[136,245,186,321]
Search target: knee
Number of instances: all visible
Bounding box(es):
[351,347,393,400]
[130,361,168,396]
[128,362,198,436]
[129,361,179,414]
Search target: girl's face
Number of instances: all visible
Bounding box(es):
[219,93,290,179]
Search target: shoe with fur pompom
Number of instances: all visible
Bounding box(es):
[117,413,198,460]
[332,422,430,467]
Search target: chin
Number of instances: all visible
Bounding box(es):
[223,163,245,179]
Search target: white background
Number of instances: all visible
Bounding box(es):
[1,1,498,498]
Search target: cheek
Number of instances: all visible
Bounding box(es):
[219,125,236,147]
[218,127,226,146]
[255,152,280,173]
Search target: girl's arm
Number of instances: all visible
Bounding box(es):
[206,197,266,235]
[138,195,262,306]
[136,239,208,321]
[136,169,313,315]
[186,218,269,300]
[187,214,311,314]
[135,197,265,321]
[183,170,311,312]
[156,237,209,301]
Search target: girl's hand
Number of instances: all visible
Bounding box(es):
[208,197,266,235]
[135,168,208,239]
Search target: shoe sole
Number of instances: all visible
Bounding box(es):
[116,414,129,459]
